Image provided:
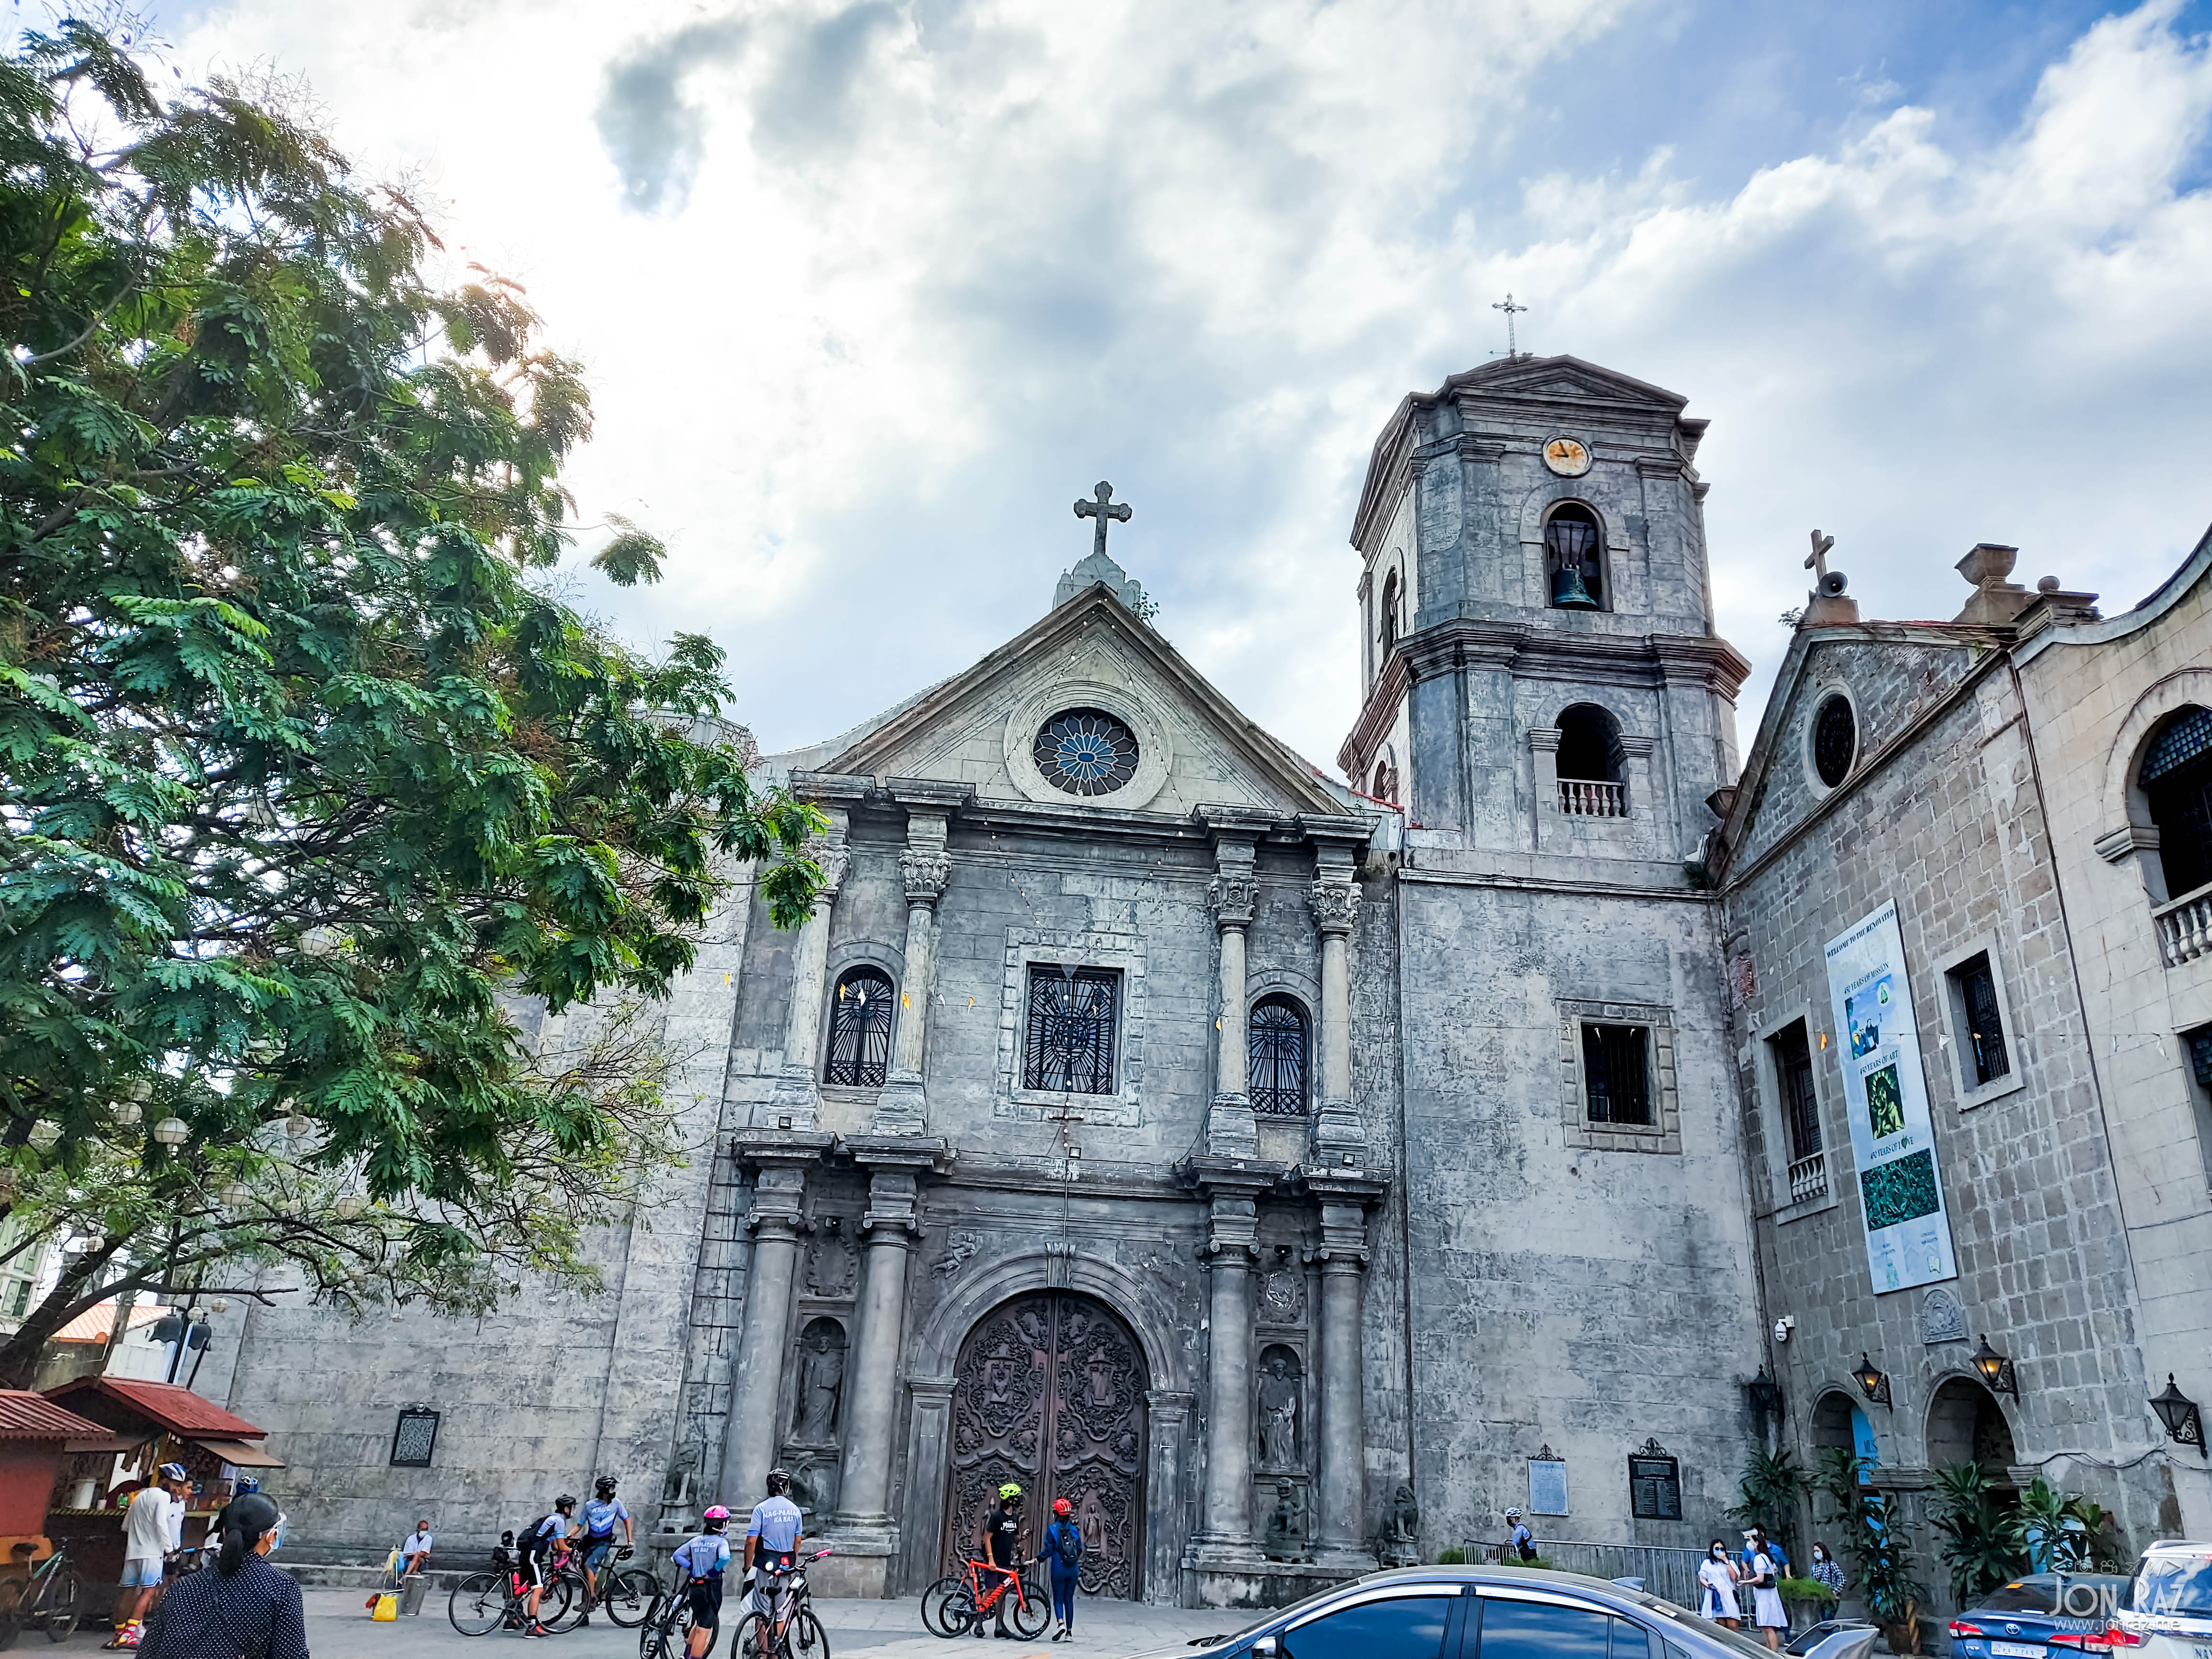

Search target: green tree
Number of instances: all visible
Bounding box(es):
[0,23,819,1383]
[1929,1462,2030,1604]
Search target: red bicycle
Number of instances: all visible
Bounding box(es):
[921,1555,1047,1640]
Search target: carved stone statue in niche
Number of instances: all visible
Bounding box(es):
[790,1453,841,1518]
[1256,1347,1302,1469]
[793,1318,847,1444]
[1263,1481,1308,1559]
[660,1442,701,1510]
[805,1221,856,1298]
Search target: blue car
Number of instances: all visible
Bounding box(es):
[1949,1574,2133,1659]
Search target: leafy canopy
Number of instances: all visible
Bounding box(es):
[0,22,819,1376]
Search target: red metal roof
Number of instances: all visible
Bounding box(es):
[51,1300,167,1344]
[0,1389,109,1442]
[43,1377,265,1439]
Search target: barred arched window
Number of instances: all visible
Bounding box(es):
[823,966,895,1087]
[2144,705,2212,899]
[1380,569,1401,650]
[1249,995,1309,1117]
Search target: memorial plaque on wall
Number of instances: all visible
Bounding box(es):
[1528,1453,1569,1517]
[390,1407,440,1468]
[1627,1443,1681,1520]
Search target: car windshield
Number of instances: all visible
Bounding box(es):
[2128,1555,2212,1619]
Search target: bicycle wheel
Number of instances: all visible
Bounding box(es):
[0,1609,21,1651]
[604,1569,659,1628]
[448,1572,508,1637]
[732,1612,774,1659]
[42,1572,77,1642]
[791,1609,828,1659]
[640,1598,680,1659]
[542,1571,590,1633]
[1006,1573,1049,1639]
[920,1575,967,1639]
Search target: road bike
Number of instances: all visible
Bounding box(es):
[733,1548,831,1659]
[542,1549,659,1633]
[921,1555,1046,1640]
[448,1562,573,1636]
[641,1570,721,1659]
[0,1542,85,1648]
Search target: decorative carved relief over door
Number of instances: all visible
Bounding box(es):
[944,1291,1148,1599]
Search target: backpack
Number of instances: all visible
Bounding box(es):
[1051,1523,1083,1569]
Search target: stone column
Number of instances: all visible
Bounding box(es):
[1308,1180,1379,1570]
[1190,1187,1265,1577]
[874,807,951,1133]
[768,822,852,1129]
[1529,725,1562,852]
[720,1140,828,1505]
[1144,1389,1197,1606]
[1206,846,1260,1158]
[1309,868,1363,1160]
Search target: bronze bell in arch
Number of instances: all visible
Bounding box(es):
[1545,509,1603,609]
[1550,563,1600,608]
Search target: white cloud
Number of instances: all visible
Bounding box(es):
[160,0,2212,773]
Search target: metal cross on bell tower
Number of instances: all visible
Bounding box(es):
[1493,292,1529,359]
[1073,481,1132,560]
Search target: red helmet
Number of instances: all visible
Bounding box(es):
[1052,1499,1073,1517]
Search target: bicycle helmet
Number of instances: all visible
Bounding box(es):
[702,1505,730,1531]
[234,1475,260,1494]
[1052,1499,1073,1517]
[159,1462,188,1482]
[765,1468,792,1496]
[594,1476,619,1496]
[998,1482,1023,1502]
[554,1493,577,1512]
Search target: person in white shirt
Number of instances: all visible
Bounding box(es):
[109,1465,189,1646]
[1698,1538,1743,1629]
[399,1521,434,1576]
[1744,1530,1788,1649]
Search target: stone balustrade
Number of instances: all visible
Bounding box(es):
[1787,1150,1828,1206]
[2154,880,2212,967]
[1559,779,1627,818]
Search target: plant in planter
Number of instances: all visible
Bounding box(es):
[1814,1447,1930,1655]
[1779,1576,1839,1634]
[2019,1480,2127,1574]
[1931,1462,2029,1604]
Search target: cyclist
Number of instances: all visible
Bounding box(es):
[973,1482,1026,1640]
[108,1463,189,1648]
[516,1494,575,1638]
[573,1477,633,1621]
[1041,1497,1083,1642]
[742,1469,804,1620]
[671,1506,732,1659]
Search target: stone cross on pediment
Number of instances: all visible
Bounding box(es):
[1074,481,1132,562]
[1805,530,1836,580]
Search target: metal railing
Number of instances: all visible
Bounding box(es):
[1559,780,1628,818]
[1788,1151,1828,1205]
[2154,881,2212,967]
[1464,1538,1711,1611]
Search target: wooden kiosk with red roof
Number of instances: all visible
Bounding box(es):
[0,1389,111,1607]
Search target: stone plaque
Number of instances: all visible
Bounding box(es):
[1920,1285,1969,1345]
[1627,1441,1681,1521]
[389,1407,439,1468]
[1528,1451,1568,1516]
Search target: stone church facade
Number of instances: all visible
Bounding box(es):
[198,355,2212,1608]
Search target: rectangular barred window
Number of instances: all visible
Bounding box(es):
[1771,1020,1822,1162]
[1582,1024,1652,1126]
[1950,953,2012,1086]
[1023,966,1120,1095]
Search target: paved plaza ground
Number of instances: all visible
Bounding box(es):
[65,1587,1242,1659]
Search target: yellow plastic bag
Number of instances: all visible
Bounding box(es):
[371,1593,399,1621]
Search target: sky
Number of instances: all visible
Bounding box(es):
[110,0,2212,774]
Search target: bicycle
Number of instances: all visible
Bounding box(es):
[732,1548,831,1659]
[0,1542,85,1648]
[448,1559,573,1636]
[543,1548,658,1633]
[641,1567,721,1659]
[921,1554,1046,1640]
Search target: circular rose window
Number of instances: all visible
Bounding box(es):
[1033,708,1139,797]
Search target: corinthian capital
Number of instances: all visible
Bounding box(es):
[1208,873,1257,928]
[900,849,951,906]
[812,842,852,899]
[1308,876,1358,937]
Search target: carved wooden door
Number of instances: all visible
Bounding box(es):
[944,1291,1147,1598]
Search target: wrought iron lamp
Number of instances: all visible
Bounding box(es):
[1853,1353,1892,1408]
[1747,1364,1785,1426]
[2150,1375,2206,1458]
[1971,1335,2019,1399]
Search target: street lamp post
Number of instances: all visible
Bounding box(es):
[1852,1353,1892,1409]
[1971,1336,2019,1400]
[2150,1375,2206,1458]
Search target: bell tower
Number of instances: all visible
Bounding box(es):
[1337,354,1748,871]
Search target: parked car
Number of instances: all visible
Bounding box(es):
[1949,1573,2134,1659]
[2103,1541,2212,1659]
[1135,1566,1881,1659]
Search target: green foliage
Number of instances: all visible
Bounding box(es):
[2019,1478,2125,1574]
[1729,1447,1810,1556]
[1435,1548,1465,1566]
[0,23,821,1377]
[1930,1463,2030,1605]
[1779,1578,1837,1607]
[1813,1448,1928,1654]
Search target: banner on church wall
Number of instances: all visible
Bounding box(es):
[1824,900,1959,1294]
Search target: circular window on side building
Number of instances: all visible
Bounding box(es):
[1033,707,1140,796]
[1812,693,1857,788]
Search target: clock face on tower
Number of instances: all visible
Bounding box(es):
[1542,436,1592,477]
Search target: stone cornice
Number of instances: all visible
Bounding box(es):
[787,770,873,806]
[1338,652,1411,779]
[730,1129,838,1170]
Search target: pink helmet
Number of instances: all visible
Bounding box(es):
[703,1505,730,1521]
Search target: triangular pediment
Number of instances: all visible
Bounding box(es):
[1449,354,1689,411]
[819,585,1346,819]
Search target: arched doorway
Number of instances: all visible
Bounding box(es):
[943,1291,1149,1598]
[1927,1376,2016,1476]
